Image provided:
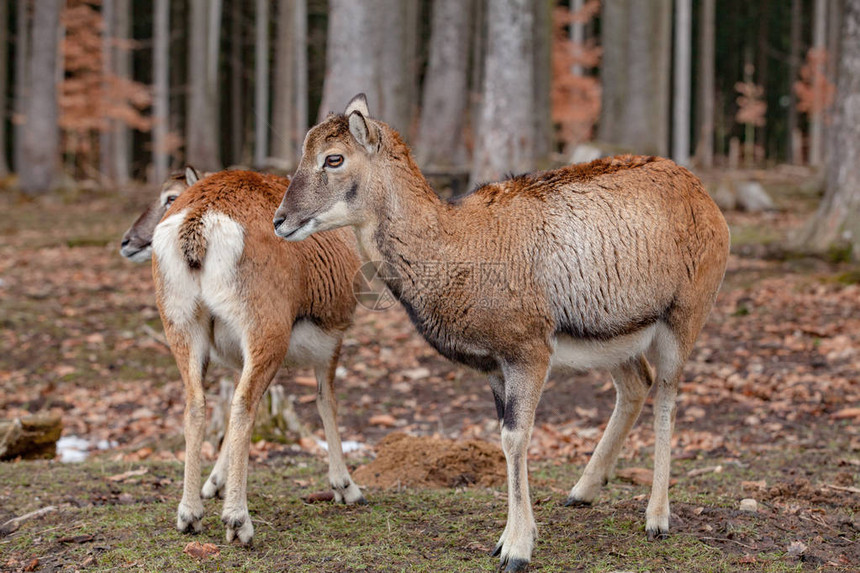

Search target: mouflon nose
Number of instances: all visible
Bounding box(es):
[273,216,286,230]
[121,237,130,247]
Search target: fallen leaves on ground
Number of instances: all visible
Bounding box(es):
[182,541,220,559]
[0,191,858,470]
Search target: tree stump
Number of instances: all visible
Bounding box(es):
[0,414,63,461]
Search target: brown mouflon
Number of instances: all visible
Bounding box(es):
[146,169,362,545]
[273,94,729,572]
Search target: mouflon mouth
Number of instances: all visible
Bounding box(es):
[274,216,317,241]
[120,244,152,262]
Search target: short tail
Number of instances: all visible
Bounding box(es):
[179,212,207,269]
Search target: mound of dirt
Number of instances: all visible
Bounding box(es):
[353,432,506,489]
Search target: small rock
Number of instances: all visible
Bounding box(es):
[739,498,758,513]
[735,181,776,212]
[117,493,134,505]
[401,367,431,381]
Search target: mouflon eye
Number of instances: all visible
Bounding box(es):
[164,195,178,206]
[324,154,344,168]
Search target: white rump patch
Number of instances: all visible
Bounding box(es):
[152,209,198,326]
[199,212,246,343]
[152,210,246,332]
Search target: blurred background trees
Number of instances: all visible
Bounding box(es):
[0,0,857,257]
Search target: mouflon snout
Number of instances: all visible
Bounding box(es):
[120,227,149,260]
[120,201,163,262]
[273,173,316,241]
[272,193,297,238]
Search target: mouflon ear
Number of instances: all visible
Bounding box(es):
[348,110,378,153]
[345,93,370,117]
[185,166,201,186]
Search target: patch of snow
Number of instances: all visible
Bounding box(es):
[56,436,119,463]
[314,437,366,453]
[56,436,91,463]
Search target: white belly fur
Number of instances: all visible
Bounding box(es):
[551,323,657,371]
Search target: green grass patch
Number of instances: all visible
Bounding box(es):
[1,453,850,572]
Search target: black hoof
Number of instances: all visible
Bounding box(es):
[354,496,369,505]
[563,497,592,508]
[646,529,668,541]
[503,558,530,572]
[222,516,245,530]
[179,522,200,534]
[491,543,502,557]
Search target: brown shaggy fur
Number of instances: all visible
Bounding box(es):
[274,96,730,570]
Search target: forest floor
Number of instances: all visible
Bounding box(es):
[0,168,859,572]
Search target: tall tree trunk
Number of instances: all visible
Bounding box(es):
[0,0,9,176]
[319,0,414,134]
[471,0,534,184]
[378,0,416,135]
[532,0,553,167]
[271,0,294,167]
[113,0,130,183]
[672,0,692,166]
[187,0,220,171]
[170,0,185,165]
[293,0,307,159]
[318,0,378,121]
[597,0,625,147]
[19,0,61,195]
[824,0,843,160]
[416,0,473,170]
[787,0,802,164]
[469,0,485,144]
[797,0,860,259]
[599,0,671,155]
[253,0,269,167]
[570,0,584,77]
[100,0,130,184]
[13,0,30,174]
[695,0,715,168]
[152,0,169,183]
[207,0,222,166]
[99,0,114,182]
[809,0,827,166]
[754,0,770,160]
[229,0,244,165]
